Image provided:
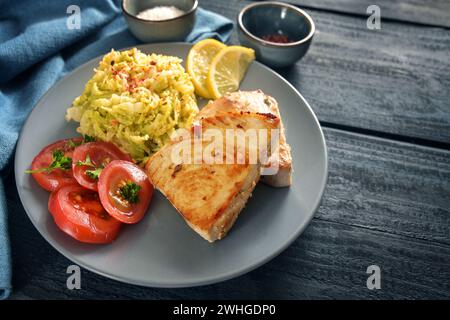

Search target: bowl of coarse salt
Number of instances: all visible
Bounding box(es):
[122,0,198,42]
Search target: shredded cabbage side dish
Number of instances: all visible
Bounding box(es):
[66,48,198,165]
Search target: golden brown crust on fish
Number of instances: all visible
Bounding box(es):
[146,110,279,242]
[199,90,292,187]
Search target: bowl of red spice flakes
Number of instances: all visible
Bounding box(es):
[237,1,315,68]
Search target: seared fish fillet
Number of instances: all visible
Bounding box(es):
[199,90,292,187]
[146,111,280,242]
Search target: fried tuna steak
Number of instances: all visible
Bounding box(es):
[199,90,292,187]
[146,109,280,242]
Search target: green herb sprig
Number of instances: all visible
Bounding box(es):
[83,135,96,143]
[76,154,103,180]
[25,150,72,174]
[119,182,141,204]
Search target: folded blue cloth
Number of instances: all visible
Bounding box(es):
[0,0,233,299]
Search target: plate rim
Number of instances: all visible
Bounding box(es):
[14,42,328,288]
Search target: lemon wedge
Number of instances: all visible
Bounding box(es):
[207,46,255,99]
[186,39,227,99]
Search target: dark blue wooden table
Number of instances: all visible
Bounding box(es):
[6,0,450,299]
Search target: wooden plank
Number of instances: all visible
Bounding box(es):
[274,0,450,28]
[5,128,450,298]
[320,128,450,245]
[7,208,450,299]
[200,0,450,144]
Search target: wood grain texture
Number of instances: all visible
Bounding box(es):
[6,128,450,299]
[273,0,450,28]
[320,128,450,245]
[200,0,450,144]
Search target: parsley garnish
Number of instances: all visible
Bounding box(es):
[86,167,103,180]
[119,182,141,204]
[67,139,78,148]
[67,135,95,148]
[83,135,96,143]
[26,136,97,175]
[76,154,103,180]
[76,154,94,167]
[26,150,72,174]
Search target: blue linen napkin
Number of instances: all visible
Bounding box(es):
[0,0,233,299]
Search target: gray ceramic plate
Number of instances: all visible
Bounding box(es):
[15,43,327,288]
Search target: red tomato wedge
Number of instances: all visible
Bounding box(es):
[29,138,82,192]
[98,160,153,224]
[48,184,121,244]
[72,141,131,191]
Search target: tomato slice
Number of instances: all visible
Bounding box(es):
[48,184,121,244]
[29,138,82,192]
[98,160,153,224]
[72,142,131,191]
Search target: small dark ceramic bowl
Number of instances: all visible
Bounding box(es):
[122,0,198,42]
[237,1,315,68]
